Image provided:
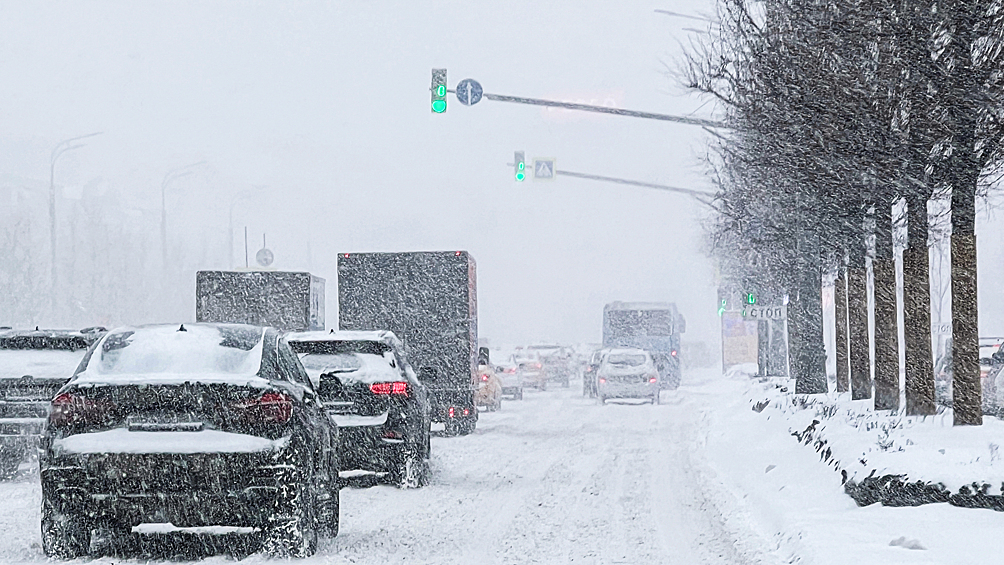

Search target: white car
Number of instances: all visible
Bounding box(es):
[596,348,660,404]
[494,358,524,400]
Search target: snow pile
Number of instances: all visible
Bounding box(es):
[742,370,1004,507]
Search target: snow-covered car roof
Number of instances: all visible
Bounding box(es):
[0,349,89,380]
[286,329,401,346]
[605,347,648,356]
[72,324,267,386]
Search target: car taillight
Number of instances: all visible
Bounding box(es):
[236,392,293,424]
[599,378,606,384]
[370,382,409,396]
[671,350,678,357]
[586,367,593,372]
[535,363,542,369]
[50,392,115,428]
[504,368,516,374]
[480,374,489,382]
[649,377,658,383]
[448,406,455,418]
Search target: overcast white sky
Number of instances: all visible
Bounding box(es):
[9,1,1002,349]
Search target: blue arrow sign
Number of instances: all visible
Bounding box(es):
[455,79,483,106]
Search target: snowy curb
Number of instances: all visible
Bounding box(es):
[738,370,1004,511]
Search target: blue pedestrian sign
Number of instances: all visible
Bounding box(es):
[455,79,483,106]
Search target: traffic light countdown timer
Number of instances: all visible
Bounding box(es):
[431,69,447,113]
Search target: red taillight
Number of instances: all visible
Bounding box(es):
[455,251,462,256]
[504,368,516,374]
[480,374,489,382]
[463,408,470,416]
[370,382,409,396]
[236,392,293,424]
[535,363,542,369]
[343,253,350,258]
[50,392,114,428]
[599,378,606,384]
[448,406,455,418]
[586,367,593,372]
[671,350,678,357]
[649,377,658,383]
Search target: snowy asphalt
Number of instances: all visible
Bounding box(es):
[0,370,763,564]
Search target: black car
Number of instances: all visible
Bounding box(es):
[39,323,339,559]
[0,327,105,478]
[288,330,431,488]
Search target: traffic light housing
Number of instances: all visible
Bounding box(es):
[431,69,447,113]
[515,151,525,181]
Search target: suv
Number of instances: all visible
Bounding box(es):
[288,330,431,488]
[0,327,104,478]
[597,348,660,404]
[39,324,339,559]
[526,344,573,388]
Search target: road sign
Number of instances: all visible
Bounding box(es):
[534,159,555,180]
[256,248,274,267]
[742,304,786,320]
[455,79,483,106]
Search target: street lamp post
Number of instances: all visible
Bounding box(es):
[49,132,102,314]
[161,162,207,269]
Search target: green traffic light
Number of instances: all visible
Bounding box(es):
[432,99,446,113]
[516,172,525,181]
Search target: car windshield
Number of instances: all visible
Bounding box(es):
[90,325,263,375]
[606,353,647,366]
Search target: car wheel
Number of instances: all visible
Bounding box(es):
[492,396,502,411]
[459,415,477,435]
[261,484,318,557]
[444,418,461,436]
[653,393,660,405]
[390,446,426,489]
[41,494,91,559]
[516,388,523,400]
[318,476,340,536]
[599,395,606,405]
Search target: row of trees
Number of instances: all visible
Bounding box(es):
[686,0,1004,424]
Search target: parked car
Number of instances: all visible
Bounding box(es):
[526,344,574,388]
[288,330,431,488]
[475,363,502,411]
[596,348,660,405]
[39,324,339,559]
[494,358,524,400]
[583,349,611,398]
[0,327,104,479]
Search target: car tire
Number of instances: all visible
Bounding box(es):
[599,395,606,405]
[41,495,91,559]
[444,418,461,436]
[261,484,318,558]
[515,388,523,400]
[492,396,502,411]
[653,393,660,405]
[318,476,340,537]
[391,446,426,489]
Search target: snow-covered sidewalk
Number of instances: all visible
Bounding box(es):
[701,369,1004,564]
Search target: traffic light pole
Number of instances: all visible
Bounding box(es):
[450,89,724,128]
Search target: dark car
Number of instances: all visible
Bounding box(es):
[288,330,431,488]
[0,327,105,478]
[39,323,339,559]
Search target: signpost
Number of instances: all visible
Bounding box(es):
[455,79,483,106]
[533,159,555,180]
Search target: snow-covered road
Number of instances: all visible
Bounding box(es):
[0,368,767,564]
[9,369,1002,564]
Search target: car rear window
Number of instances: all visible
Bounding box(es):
[607,353,647,366]
[91,325,263,376]
[298,352,397,385]
[0,350,88,380]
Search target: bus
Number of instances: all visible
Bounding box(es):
[602,302,686,389]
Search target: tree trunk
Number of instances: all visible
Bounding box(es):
[903,196,936,415]
[951,161,981,425]
[848,252,872,400]
[834,266,850,393]
[873,201,900,411]
[791,229,827,394]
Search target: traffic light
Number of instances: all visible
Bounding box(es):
[514,151,526,181]
[431,69,447,113]
[744,292,756,305]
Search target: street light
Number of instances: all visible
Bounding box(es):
[161,161,207,269]
[49,132,102,312]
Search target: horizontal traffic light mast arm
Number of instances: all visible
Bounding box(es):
[453,89,725,128]
[555,168,715,201]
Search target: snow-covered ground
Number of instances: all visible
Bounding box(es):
[1,369,1003,563]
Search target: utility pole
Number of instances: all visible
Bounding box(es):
[48,132,102,316]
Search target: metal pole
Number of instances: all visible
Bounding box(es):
[455,90,724,128]
[244,227,249,268]
[160,161,206,270]
[48,132,102,315]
